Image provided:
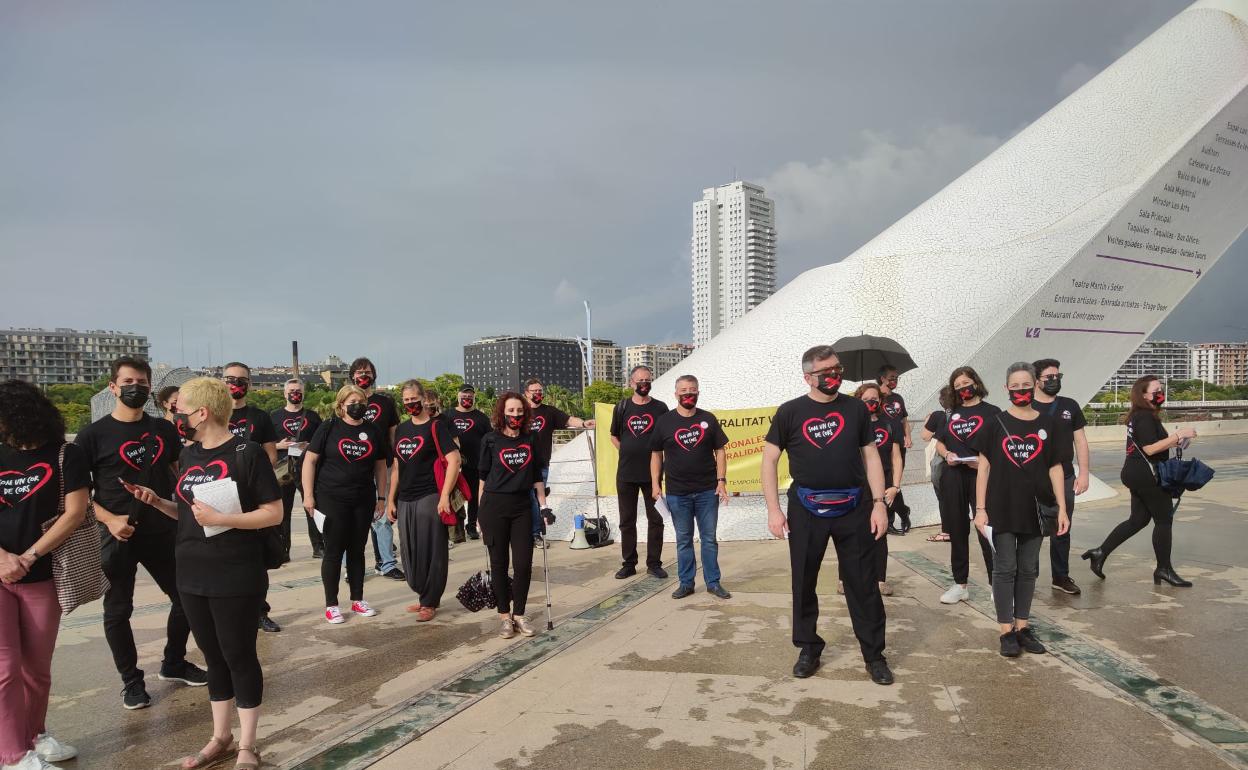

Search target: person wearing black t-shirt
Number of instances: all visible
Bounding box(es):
[303,385,392,625]
[269,379,323,560]
[649,375,730,600]
[761,346,892,685]
[1083,376,1199,587]
[349,357,405,581]
[478,392,549,640]
[0,380,89,769]
[124,377,282,770]
[387,381,461,621]
[610,365,669,580]
[1032,358,1091,596]
[852,383,902,596]
[970,362,1068,657]
[933,367,1000,605]
[919,386,955,543]
[447,385,490,540]
[877,365,912,532]
[76,356,206,710]
[224,361,283,635]
[523,378,594,545]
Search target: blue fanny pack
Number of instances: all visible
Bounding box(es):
[794,486,862,518]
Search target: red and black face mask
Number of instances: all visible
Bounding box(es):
[816,375,842,396]
[505,414,525,430]
[678,393,699,409]
[1008,388,1034,407]
[529,392,544,405]
[957,386,976,402]
[404,401,423,416]
[460,396,474,409]
[863,399,880,413]
[353,373,373,389]
[634,382,651,397]
[227,381,248,400]
[1151,390,1166,406]
[287,391,304,405]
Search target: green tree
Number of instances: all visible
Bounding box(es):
[57,403,91,434]
[582,380,630,415]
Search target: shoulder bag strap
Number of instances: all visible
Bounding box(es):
[430,420,445,460]
[57,442,68,516]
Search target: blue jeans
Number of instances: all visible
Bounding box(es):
[529,466,550,538]
[667,490,721,587]
[371,515,398,574]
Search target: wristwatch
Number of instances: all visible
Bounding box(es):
[716,477,727,483]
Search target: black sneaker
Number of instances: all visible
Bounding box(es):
[1017,626,1047,654]
[312,548,324,559]
[259,614,282,633]
[999,631,1022,657]
[866,659,894,685]
[614,565,637,579]
[384,568,406,581]
[158,661,208,687]
[671,584,695,599]
[1052,576,1081,595]
[467,528,480,540]
[647,566,669,579]
[122,681,151,710]
[707,584,732,600]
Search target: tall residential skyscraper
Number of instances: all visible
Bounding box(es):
[691,181,776,347]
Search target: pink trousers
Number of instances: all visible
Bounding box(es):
[0,580,61,764]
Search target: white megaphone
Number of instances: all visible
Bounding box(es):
[569,514,591,550]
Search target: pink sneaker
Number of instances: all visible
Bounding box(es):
[351,600,377,617]
[325,606,345,624]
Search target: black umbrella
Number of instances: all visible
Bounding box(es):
[831,334,917,382]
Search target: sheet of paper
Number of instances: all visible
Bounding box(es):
[192,478,241,537]
[982,524,996,551]
[288,443,305,457]
[312,508,326,533]
[653,495,672,521]
[956,456,978,464]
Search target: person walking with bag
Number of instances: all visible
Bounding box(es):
[123,377,283,770]
[269,379,322,559]
[1082,376,1198,586]
[970,362,1069,657]
[610,365,669,580]
[387,381,462,621]
[302,385,391,624]
[477,392,548,639]
[0,380,90,770]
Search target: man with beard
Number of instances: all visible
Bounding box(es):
[610,365,668,579]
[446,384,490,540]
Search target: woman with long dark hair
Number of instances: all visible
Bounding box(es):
[477,392,548,639]
[0,381,88,770]
[1082,376,1198,586]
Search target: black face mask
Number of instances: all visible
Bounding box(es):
[1040,378,1062,396]
[345,403,368,420]
[173,411,202,442]
[863,399,880,413]
[816,375,842,397]
[957,386,976,402]
[228,382,249,400]
[404,402,423,416]
[505,414,525,430]
[1008,389,1034,407]
[118,384,150,409]
[460,397,474,409]
[288,391,304,405]
[635,382,652,396]
[353,374,373,389]
[529,392,544,405]
[1151,391,1166,406]
[678,393,698,409]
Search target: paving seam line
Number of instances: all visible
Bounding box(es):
[283,565,676,770]
[894,550,1248,770]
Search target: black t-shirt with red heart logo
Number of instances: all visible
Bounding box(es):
[0,442,89,584]
[394,417,458,502]
[871,415,902,484]
[269,407,322,461]
[528,404,571,470]
[882,392,908,422]
[229,405,278,447]
[649,408,729,496]
[75,413,182,535]
[765,394,873,490]
[307,417,392,501]
[969,411,1060,534]
[938,401,1001,460]
[173,436,281,597]
[1035,395,1086,477]
[479,431,540,495]
[363,393,399,433]
[609,397,670,484]
[446,408,491,471]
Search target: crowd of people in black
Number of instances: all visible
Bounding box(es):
[0,345,1202,769]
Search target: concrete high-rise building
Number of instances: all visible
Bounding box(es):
[582,339,623,388]
[692,181,776,346]
[463,335,585,394]
[1104,340,1192,391]
[0,327,150,385]
[625,343,694,379]
[1192,342,1248,387]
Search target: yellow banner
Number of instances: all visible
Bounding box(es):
[592,402,791,496]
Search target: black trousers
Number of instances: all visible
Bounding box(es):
[942,464,994,584]
[1099,471,1176,569]
[319,493,375,607]
[931,460,952,533]
[461,467,481,531]
[617,479,664,569]
[281,477,323,556]
[479,491,533,616]
[179,591,264,708]
[101,529,190,686]
[787,489,886,663]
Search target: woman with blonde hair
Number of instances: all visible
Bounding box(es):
[124,377,282,770]
[302,385,391,624]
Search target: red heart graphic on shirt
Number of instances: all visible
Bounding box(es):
[364,403,381,423]
[949,415,983,441]
[395,435,425,462]
[873,426,891,447]
[801,412,844,448]
[282,416,307,436]
[0,462,53,506]
[499,444,532,473]
[228,418,249,438]
[452,417,475,433]
[1002,433,1044,467]
[176,460,229,504]
[119,432,166,470]
[339,438,373,462]
[627,413,654,437]
[674,424,705,451]
[529,415,547,434]
[884,399,903,419]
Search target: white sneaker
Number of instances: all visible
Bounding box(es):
[2,750,61,770]
[351,600,377,617]
[940,585,969,604]
[326,606,345,624]
[34,734,76,763]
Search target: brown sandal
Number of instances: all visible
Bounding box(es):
[182,734,235,769]
[235,744,261,770]
[926,532,951,543]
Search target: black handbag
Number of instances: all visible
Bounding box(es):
[233,443,286,570]
[456,544,499,612]
[1035,501,1059,537]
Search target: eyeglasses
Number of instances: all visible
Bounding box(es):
[634,379,653,385]
[225,376,250,385]
[809,366,844,378]
[1041,373,1064,382]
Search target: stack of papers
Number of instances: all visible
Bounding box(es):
[191,478,241,537]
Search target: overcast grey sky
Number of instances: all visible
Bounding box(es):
[2,0,1243,378]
